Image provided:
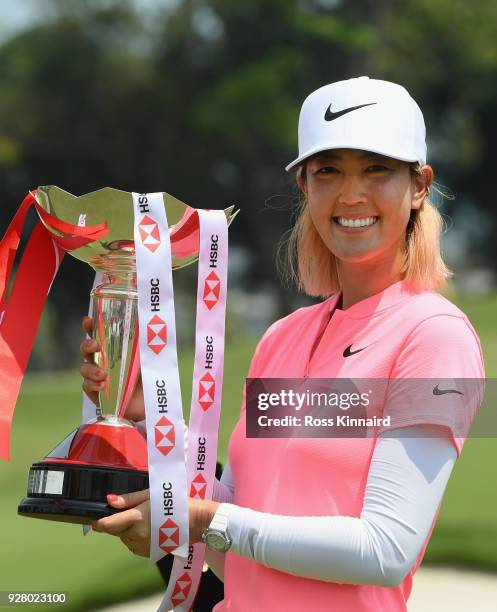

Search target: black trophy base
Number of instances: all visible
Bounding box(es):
[18,497,122,524]
[18,461,149,525]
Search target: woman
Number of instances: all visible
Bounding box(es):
[82,77,485,611]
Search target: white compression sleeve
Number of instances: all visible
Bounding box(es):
[218,425,457,587]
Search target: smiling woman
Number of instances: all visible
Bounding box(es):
[199,76,485,612]
[80,76,486,612]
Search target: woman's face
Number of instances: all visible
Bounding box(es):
[297,148,432,265]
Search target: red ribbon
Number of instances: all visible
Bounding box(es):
[0,192,109,460]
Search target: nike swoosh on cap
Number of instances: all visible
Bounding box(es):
[432,384,464,396]
[324,102,377,122]
[343,344,367,358]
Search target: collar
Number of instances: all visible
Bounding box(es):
[325,278,421,319]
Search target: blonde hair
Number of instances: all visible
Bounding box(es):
[276,162,453,298]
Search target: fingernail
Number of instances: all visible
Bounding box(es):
[107,494,119,503]
[96,370,104,379]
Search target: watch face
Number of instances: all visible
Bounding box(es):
[206,530,229,552]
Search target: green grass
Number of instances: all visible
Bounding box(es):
[1,291,496,610]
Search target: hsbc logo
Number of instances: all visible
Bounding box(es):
[199,372,215,411]
[171,571,192,607]
[155,416,175,456]
[147,315,167,354]
[139,214,161,252]
[158,517,179,554]
[203,271,221,310]
[189,473,207,499]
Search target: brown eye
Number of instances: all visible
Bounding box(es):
[316,166,339,174]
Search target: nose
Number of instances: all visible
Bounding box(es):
[337,175,367,206]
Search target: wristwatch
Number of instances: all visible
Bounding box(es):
[201,504,232,552]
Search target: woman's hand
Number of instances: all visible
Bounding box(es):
[80,316,106,407]
[92,489,152,557]
[91,489,220,557]
[80,315,145,421]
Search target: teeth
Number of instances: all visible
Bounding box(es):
[336,216,378,228]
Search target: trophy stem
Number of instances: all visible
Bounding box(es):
[91,251,138,418]
[114,298,135,418]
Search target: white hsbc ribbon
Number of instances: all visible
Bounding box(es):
[82,194,227,609]
[133,192,189,563]
[158,209,228,611]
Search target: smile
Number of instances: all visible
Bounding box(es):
[333,216,379,228]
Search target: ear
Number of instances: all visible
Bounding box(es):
[411,165,433,210]
[296,166,308,197]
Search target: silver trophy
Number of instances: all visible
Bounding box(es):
[18,186,237,524]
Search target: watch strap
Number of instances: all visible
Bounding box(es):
[208,503,231,532]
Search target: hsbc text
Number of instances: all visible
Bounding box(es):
[184,545,194,570]
[197,436,206,471]
[138,193,149,214]
[156,379,168,413]
[209,234,219,268]
[150,278,160,312]
[163,481,173,516]
[205,335,214,369]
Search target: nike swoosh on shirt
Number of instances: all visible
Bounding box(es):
[324,102,377,121]
[432,384,464,396]
[343,344,368,358]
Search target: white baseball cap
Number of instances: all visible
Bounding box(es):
[285,76,427,171]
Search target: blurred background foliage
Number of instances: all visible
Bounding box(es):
[1,0,497,369]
